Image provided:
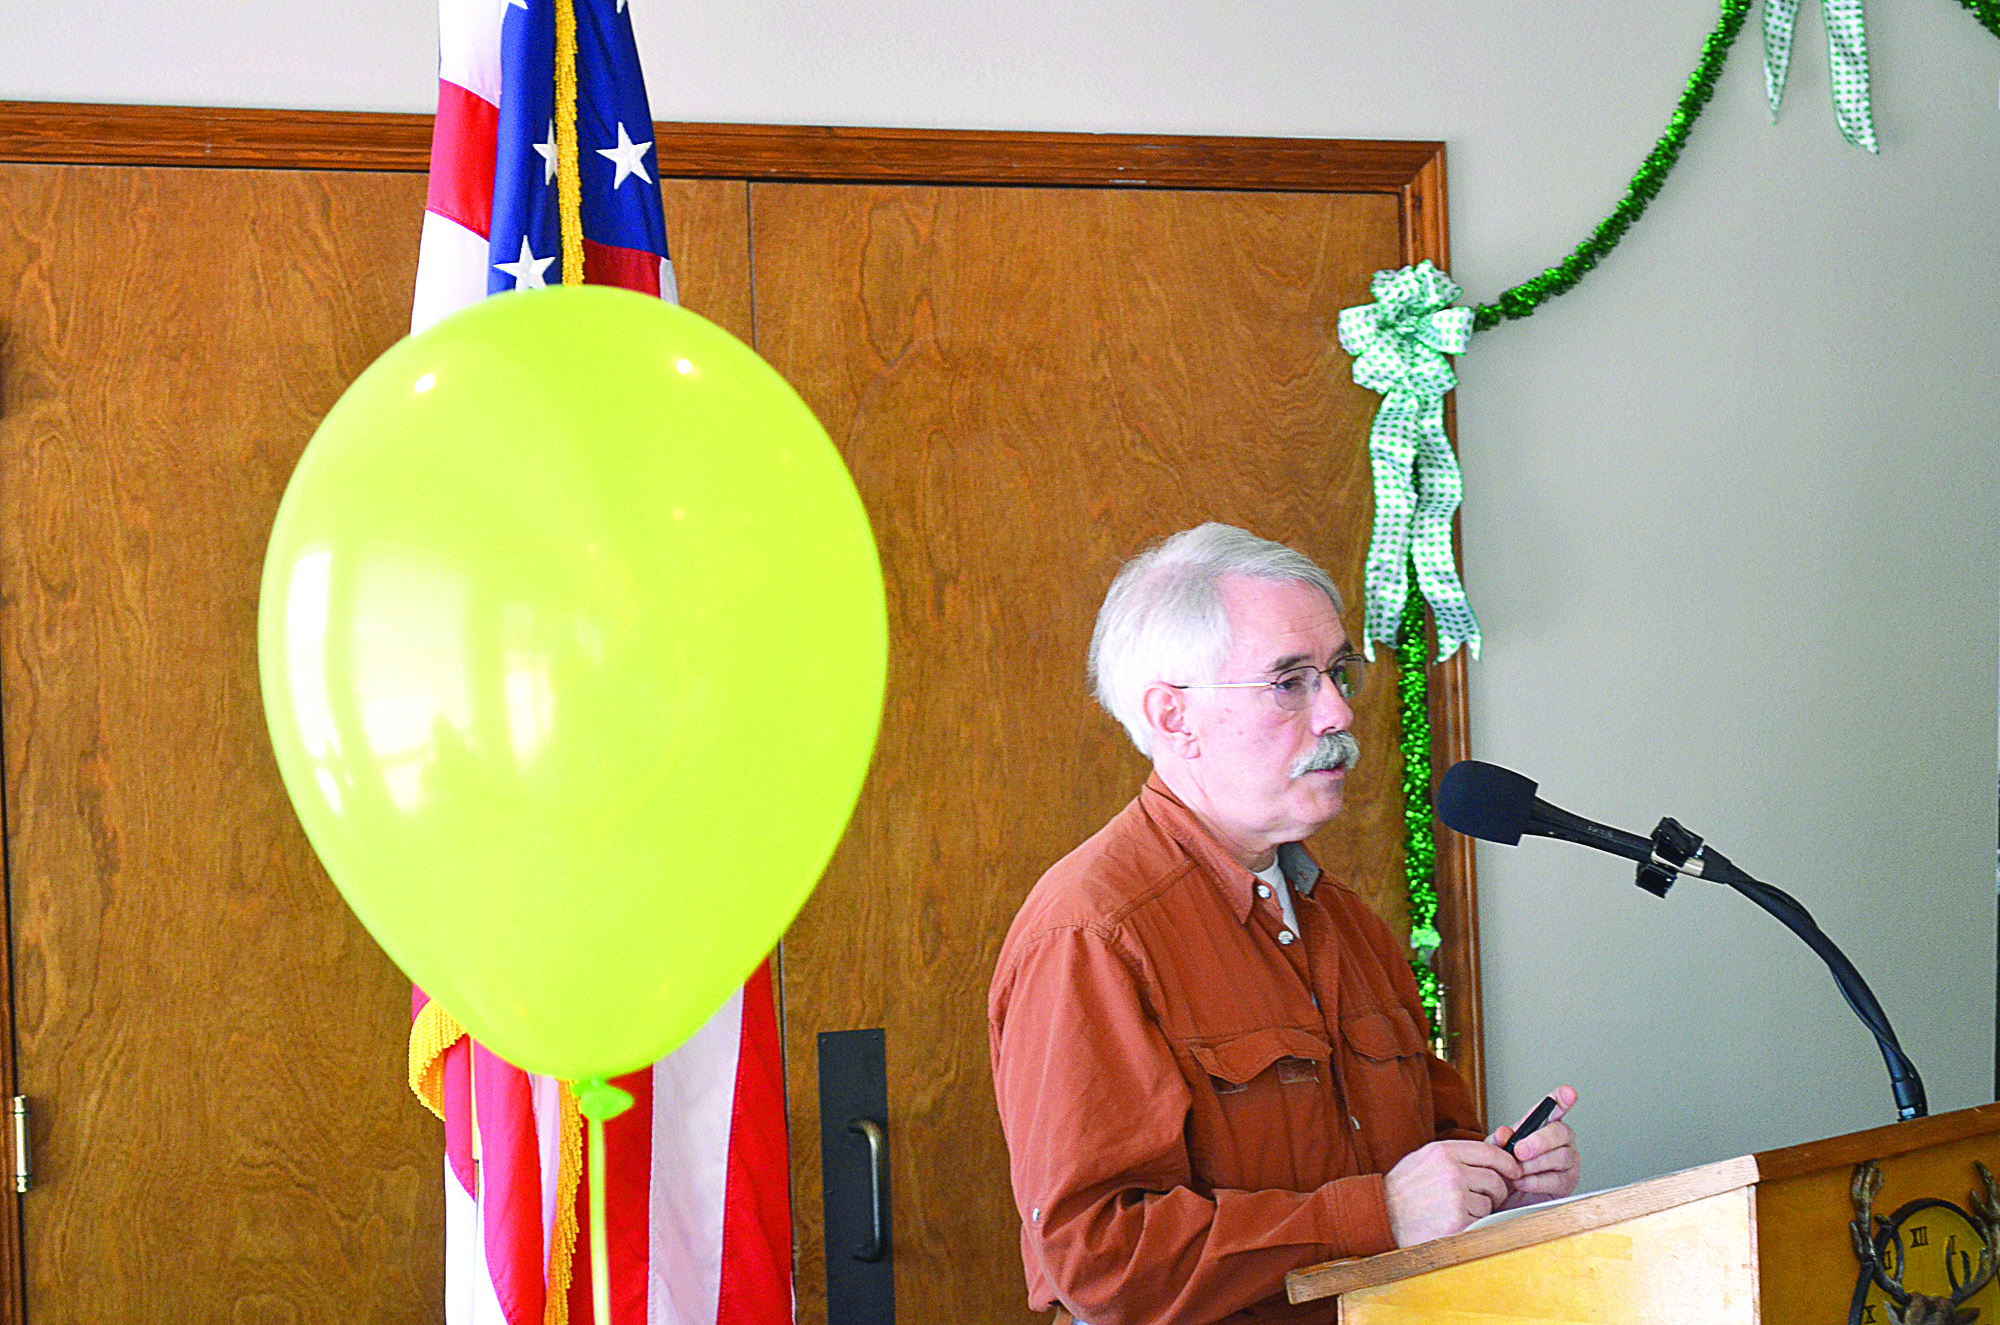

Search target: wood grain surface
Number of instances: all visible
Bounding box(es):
[1289,1153,1760,1303]
[1295,1104,2000,1321]
[1754,1104,2000,1323]
[0,162,440,1323]
[1753,1100,2000,1183]
[1335,1186,1760,1325]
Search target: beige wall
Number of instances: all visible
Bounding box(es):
[7,0,1995,1189]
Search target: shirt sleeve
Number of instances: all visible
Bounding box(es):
[990,922,1396,1325]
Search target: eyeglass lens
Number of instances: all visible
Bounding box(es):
[1270,657,1365,711]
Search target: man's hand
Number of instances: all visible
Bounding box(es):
[1487,1085,1581,1212]
[1381,1139,1521,1247]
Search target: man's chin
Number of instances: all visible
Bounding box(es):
[1290,769,1348,822]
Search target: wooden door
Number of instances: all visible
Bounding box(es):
[752,181,1418,1323]
[0,157,753,1323]
[0,106,1481,1324]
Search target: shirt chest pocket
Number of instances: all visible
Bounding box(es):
[1189,1027,1331,1094]
[1340,1006,1426,1061]
[1181,1027,1336,1192]
[1338,1006,1434,1163]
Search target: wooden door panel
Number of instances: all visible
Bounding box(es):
[0,160,438,1324]
[0,161,752,1323]
[751,182,1407,1323]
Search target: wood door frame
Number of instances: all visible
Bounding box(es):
[0,98,1486,1287]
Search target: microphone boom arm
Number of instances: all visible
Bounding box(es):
[1431,759,1927,1121]
[1647,817,1928,1121]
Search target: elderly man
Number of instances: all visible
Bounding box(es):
[988,523,1578,1325]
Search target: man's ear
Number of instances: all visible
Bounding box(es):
[1141,682,1199,757]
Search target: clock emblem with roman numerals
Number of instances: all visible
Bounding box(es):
[1849,1162,2000,1325]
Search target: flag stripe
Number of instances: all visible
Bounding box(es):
[716,962,793,1325]
[441,1034,477,1199]
[581,236,662,297]
[475,1049,549,1325]
[606,1067,657,1324]
[410,211,491,335]
[437,0,506,102]
[427,79,499,240]
[648,992,741,1324]
[532,1072,568,1310]
[446,1155,511,1325]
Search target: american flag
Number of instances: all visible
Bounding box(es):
[405,2,794,1322]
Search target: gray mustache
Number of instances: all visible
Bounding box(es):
[1291,729,1361,778]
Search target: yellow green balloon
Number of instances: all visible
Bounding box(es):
[259,285,886,1081]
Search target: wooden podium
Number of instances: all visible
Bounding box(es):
[1285,1103,2000,1323]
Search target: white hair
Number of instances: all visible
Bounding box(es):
[1087,523,1344,755]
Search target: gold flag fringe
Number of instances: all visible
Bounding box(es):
[544,1081,585,1325]
[408,999,466,1122]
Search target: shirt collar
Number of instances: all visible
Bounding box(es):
[1276,841,1320,894]
[1139,774,1322,926]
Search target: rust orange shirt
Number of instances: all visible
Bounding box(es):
[988,776,1483,1325]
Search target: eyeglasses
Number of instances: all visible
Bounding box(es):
[1168,654,1366,712]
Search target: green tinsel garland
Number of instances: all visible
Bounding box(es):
[1471,0,1753,331]
[1470,0,2000,331]
[1395,579,1444,1037]
[1959,0,2000,41]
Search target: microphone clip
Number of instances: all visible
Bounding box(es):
[1636,817,1705,897]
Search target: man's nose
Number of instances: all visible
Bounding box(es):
[1310,671,1354,732]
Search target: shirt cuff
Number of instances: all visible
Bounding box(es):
[1316,1173,1397,1260]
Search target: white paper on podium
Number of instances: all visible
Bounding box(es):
[1465,1186,1608,1232]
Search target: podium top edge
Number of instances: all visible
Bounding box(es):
[1286,1152,1759,1303]
[1754,1100,2000,1184]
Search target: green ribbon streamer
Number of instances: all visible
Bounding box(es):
[588,1113,613,1325]
[1337,261,1480,663]
[1396,583,1443,1041]
[1764,0,1879,152]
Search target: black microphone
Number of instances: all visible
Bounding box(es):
[1431,757,1929,1121]
[1435,760,1654,865]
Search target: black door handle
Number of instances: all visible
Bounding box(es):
[847,1117,888,1262]
[818,1027,894,1321]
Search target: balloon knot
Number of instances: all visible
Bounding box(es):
[575,1078,635,1121]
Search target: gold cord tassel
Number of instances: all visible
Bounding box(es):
[553,0,586,284]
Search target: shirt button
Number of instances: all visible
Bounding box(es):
[1278,930,1295,945]
[1031,1207,1041,1223]
[1256,884,1272,899]
[1350,1115,1361,1130]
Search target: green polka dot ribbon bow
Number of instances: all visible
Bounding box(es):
[1336,261,1479,663]
[1764,0,1878,152]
